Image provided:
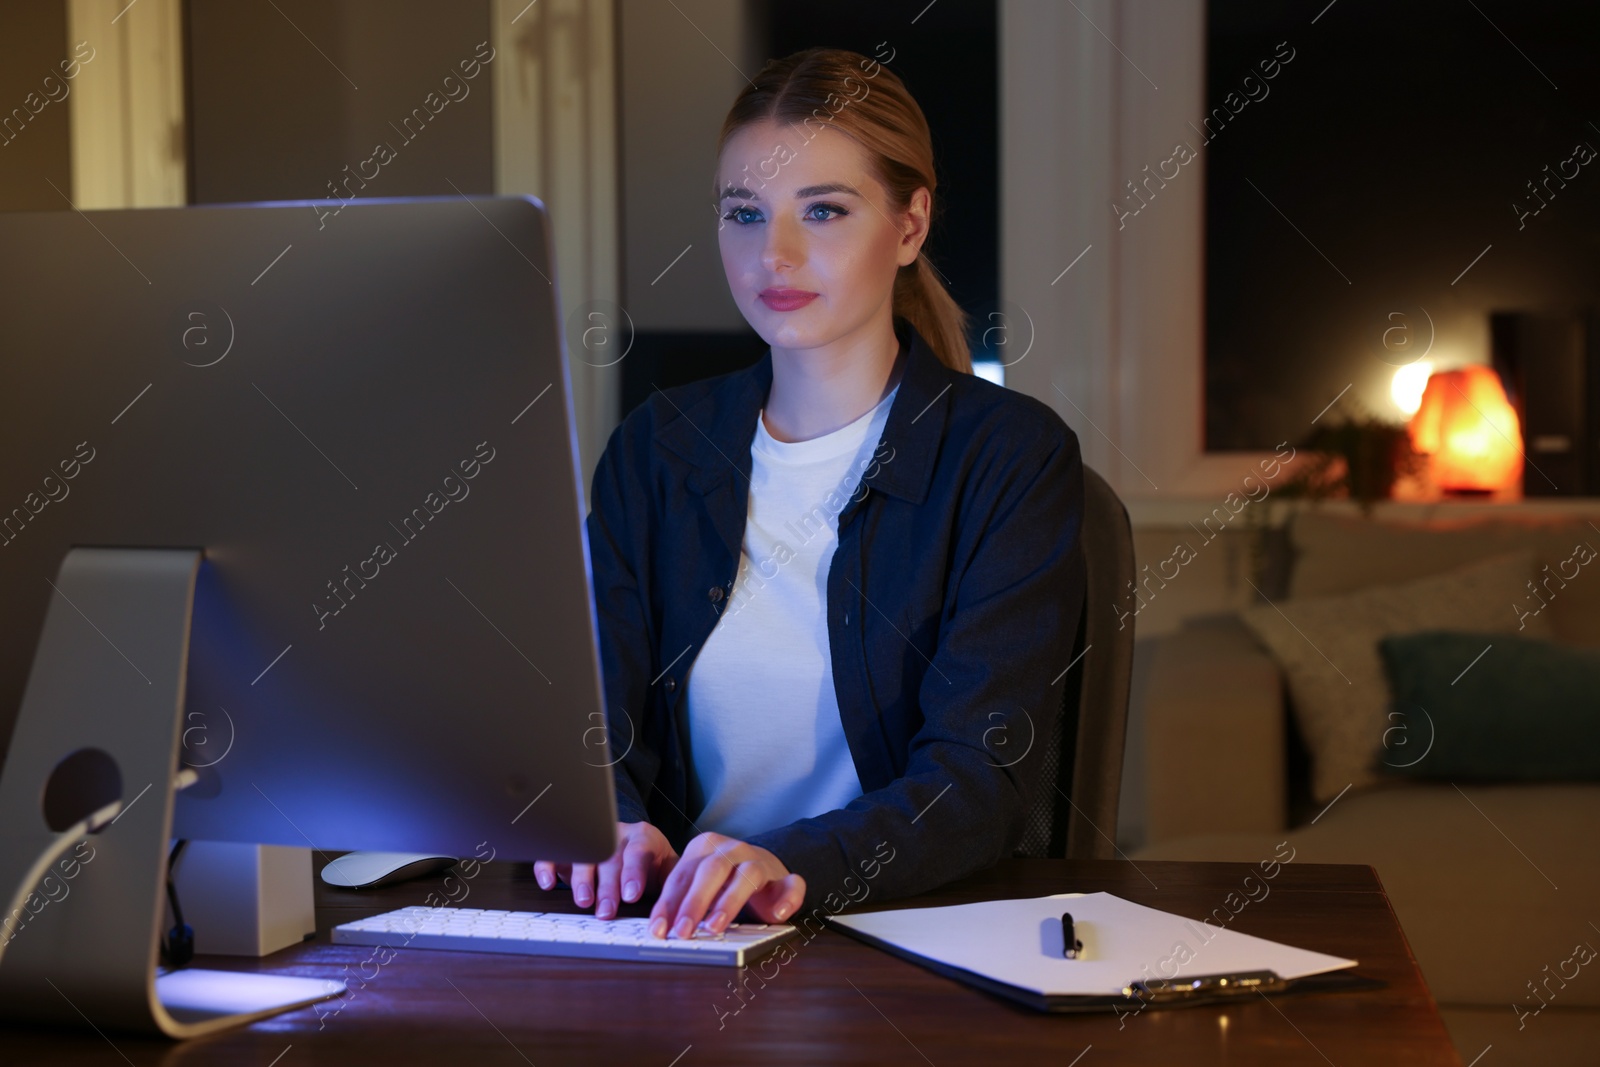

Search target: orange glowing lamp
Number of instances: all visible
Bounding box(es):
[1407,365,1522,492]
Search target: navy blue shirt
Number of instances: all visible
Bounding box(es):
[586,318,1086,916]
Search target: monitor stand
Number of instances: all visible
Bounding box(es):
[0,547,344,1039]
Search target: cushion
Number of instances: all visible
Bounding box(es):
[1288,511,1600,648]
[1239,551,1554,803]
[1377,630,1600,781]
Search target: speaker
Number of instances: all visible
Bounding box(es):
[1489,310,1598,496]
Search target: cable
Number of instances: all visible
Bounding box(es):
[162,839,194,968]
[4,770,204,971]
[0,798,122,969]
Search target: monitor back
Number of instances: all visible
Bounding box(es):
[0,196,617,863]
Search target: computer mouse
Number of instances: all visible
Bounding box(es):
[319,851,458,889]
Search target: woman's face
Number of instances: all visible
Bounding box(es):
[716,118,926,352]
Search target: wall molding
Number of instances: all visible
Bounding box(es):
[66,0,186,209]
[491,0,620,487]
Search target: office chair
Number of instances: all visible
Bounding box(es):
[1013,463,1136,860]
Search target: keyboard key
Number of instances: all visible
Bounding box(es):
[332,906,796,967]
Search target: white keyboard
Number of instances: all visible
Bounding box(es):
[332,906,798,967]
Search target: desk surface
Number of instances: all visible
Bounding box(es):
[1,858,1461,1066]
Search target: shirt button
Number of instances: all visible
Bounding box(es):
[708,586,724,603]
[664,676,677,693]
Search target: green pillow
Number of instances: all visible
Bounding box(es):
[1376,630,1600,781]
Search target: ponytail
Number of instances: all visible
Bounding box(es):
[894,255,972,373]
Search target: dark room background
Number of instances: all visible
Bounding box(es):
[1203,0,1600,457]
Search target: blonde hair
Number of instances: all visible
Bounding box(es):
[714,47,972,374]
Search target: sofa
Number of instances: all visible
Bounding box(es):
[1131,508,1600,1064]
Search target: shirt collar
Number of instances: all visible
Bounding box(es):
[655,318,953,507]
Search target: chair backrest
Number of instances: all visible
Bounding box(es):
[1012,463,1136,859]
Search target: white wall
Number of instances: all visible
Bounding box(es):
[1000,0,1285,507]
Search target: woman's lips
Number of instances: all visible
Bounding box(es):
[759,289,818,311]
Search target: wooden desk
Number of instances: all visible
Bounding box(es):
[0,859,1461,1065]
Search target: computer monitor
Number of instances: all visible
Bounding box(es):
[0,196,618,1034]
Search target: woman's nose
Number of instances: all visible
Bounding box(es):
[760,216,803,273]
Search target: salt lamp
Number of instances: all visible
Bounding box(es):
[1407,365,1522,492]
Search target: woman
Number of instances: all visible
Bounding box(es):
[534,47,1085,941]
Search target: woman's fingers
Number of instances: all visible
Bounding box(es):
[533,822,677,919]
[568,862,597,907]
[532,860,563,891]
[669,850,749,938]
[535,826,791,935]
[593,831,638,919]
[649,834,784,939]
[648,838,717,938]
[703,866,803,930]
[601,822,679,918]
[701,859,766,933]
[591,823,634,919]
[744,872,807,924]
[617,828,659,904]
[533,860,574,892]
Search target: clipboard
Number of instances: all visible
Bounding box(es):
[824,891,1384,1014]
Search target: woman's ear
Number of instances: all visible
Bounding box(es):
[898,187,933,266]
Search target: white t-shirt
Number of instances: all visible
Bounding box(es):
[685,384,899,840]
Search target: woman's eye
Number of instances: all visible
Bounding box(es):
[720,203,849,225]
[806,202,848,221]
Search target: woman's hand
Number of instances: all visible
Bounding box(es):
[533,820,678,920]
[648,832,806,939]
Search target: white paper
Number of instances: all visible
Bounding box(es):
[828,891,1357,997]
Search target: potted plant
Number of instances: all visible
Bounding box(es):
[1244,411,1426,596]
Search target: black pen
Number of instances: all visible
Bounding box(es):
[1062,912,1083,959]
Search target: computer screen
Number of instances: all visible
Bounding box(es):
[0,196,617,865]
